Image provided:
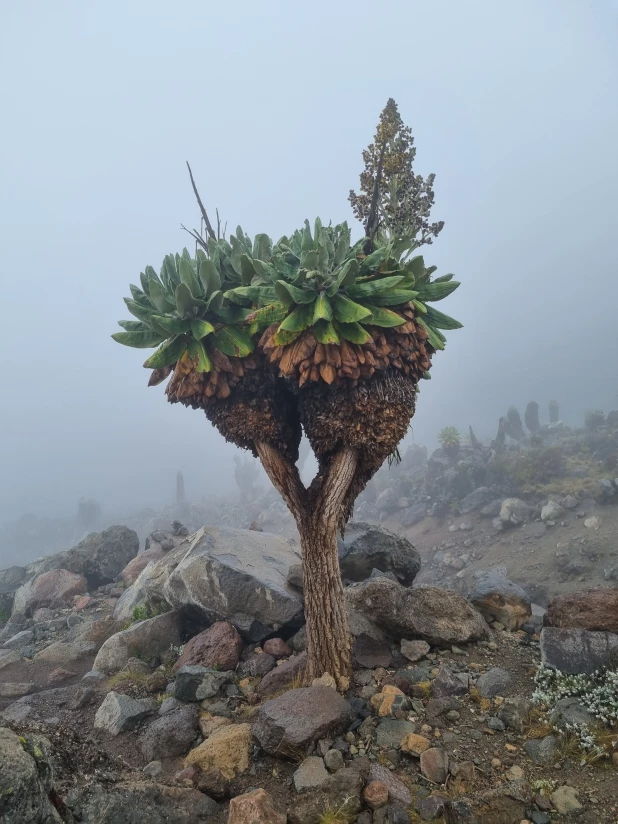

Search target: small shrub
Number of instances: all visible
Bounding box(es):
[585,409,605,431]
[438,426,460,449]
[0,607,9,626]
[132,605,149,623]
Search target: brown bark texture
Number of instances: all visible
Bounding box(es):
[256,442,357,688]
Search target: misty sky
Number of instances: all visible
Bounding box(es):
[1,0,617,524]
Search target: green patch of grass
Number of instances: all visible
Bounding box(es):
[107,670,150,689]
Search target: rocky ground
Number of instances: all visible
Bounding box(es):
[1,520,618,823]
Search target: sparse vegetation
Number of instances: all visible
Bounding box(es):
[585,409,605,431]
[438,426,461,452]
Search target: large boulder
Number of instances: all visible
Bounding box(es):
[65,782,218,823]
[499,498,532,526]
[94,691,157,735]
[118,547,165,586]
[337,522,420,586]
[346,579,491,646]
[468,568,531,630]
[142,527,304,642]
[0,728,62,823]
[540,627,618,674]
[93,611,183,673]
[63,525,139,588]
[253,686,354,756]
[0,566,27,620]
[138,705,199,761]
[544,587,618,633]
[23,568,88,615]
[457,487,492,515]
[184,723,251,787]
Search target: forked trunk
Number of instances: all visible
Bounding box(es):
[299,514,352,688]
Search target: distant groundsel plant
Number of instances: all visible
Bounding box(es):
[112,99,462,686]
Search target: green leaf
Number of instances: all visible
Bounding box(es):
[365,289,419,306]
[178,258,202,297]
[361,304,406,327]
[334,258,359,289]
[190,318,215,340]
[317,243,330,274]
[313,319,340,345]
[279,303,315,333]
[240,254,255,286]
[422,371,431,379]
[301,220,314,252]
[411,300,427,315]
[124,299,156,324]
[198,259,221,295]
[152,315,191,335]
[358,246,389,274]
[335,321,372,344]
[112,330,166,348]
[163,254,180,287]
[346,275,404,299]
[275,280,316,305]
[273,327,301,346]
[300,249,318,270]
[140,272,151,295]
[418,318,446,350]
[332,294,372,323]
[251,259,280,283]
[274,281,294,309]
[148,279,175,313]
[313,293,333,323]
[407,255,426,279]
[187,339,213,372]
[253,233,272,261]
[314,217,322,245]
[117,319,149,332]
[215,305,252,324]
[211,326,254,358]
[225,285,276,305]
[433,273,454,283]
[206,290,224,312]
[415,281,460,302]
[129,284,152,307]
[175,283,194,318]
[333,229,351,266]
[143,336,188,368]
[247,302,288,333]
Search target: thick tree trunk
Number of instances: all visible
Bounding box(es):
[255,441,357,689]
[299,514,352,687]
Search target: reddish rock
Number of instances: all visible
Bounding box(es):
[368,764,411,807]
[363,780,389,810]
[27,569,88,613]
[257,652,307,696]
[74,595,92,610]
[263,638,292,659]
[173,766,198,787]
[119,547,165,585]
[47,667,77,686]
[173,621,243,672]
[228,788,285,824]
[544,588,618,633]
[420,747,449,784]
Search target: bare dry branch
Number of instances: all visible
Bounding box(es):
[186,161,216,240]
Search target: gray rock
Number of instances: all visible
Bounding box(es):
[540,627,618,674]
[346,579,490,647]
[487,716,505,731]
[431,666,468,698]
[458,487,492,515]
[401,503,428,528]
[65,782,219,823]
[468,568,531,630]
[480,499,502,517]
[94,691,157,736]
[400,639,430,662]
[1,629,35,649]
[288,626,306,653]
[375,719,417,749]
[375,487,400,513]
[1,697,33,723]
[293,756,329,792]
[561,495,579,510]
[549,697,600,730]
[0,681,35,698]
[93,610,183,673]
[0,565,27,593]
[63,525,139,588]
[524,736,558,765]
[238,652,276,678]
[598,479,616,500]
[158,696,182,715]
[142,526,304,642]
[0,648,22,670]
[550,785,582,814]
[174,666,232,701]
[257,651,307,696]
[82,670,106,683]
[337,522,420,586]
[253,686,353,756]
[497,701,524,732]
[142,761,162,778]
[286,768,362,824]
[324,748,344,772]
[0,728,62,823]
[499,498,532,526]
[138,705,199,761]
[475,667,514,698]
[541,500,566,522]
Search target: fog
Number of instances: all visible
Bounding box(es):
[1,0,617,528]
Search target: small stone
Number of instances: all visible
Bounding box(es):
[228,788,286,824]
[363,780,389,810]
[420,748,449,784]
[505,765,524,780]
[263,638,292,659]
[324,749,344,772]
[312,673,337,690]
[401,639,430,662]
[0,682,34,698]
[488,717,505,731]
[143,760,162,778]
[400,733,431,757]
[94,691,157,736]
[293,756,329,792]
[550,785,582,814]
[47,667,77,686]
[491,758,502,769]
[476,667,514,698]
[524,736,558,765]
[584,516,601,530]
